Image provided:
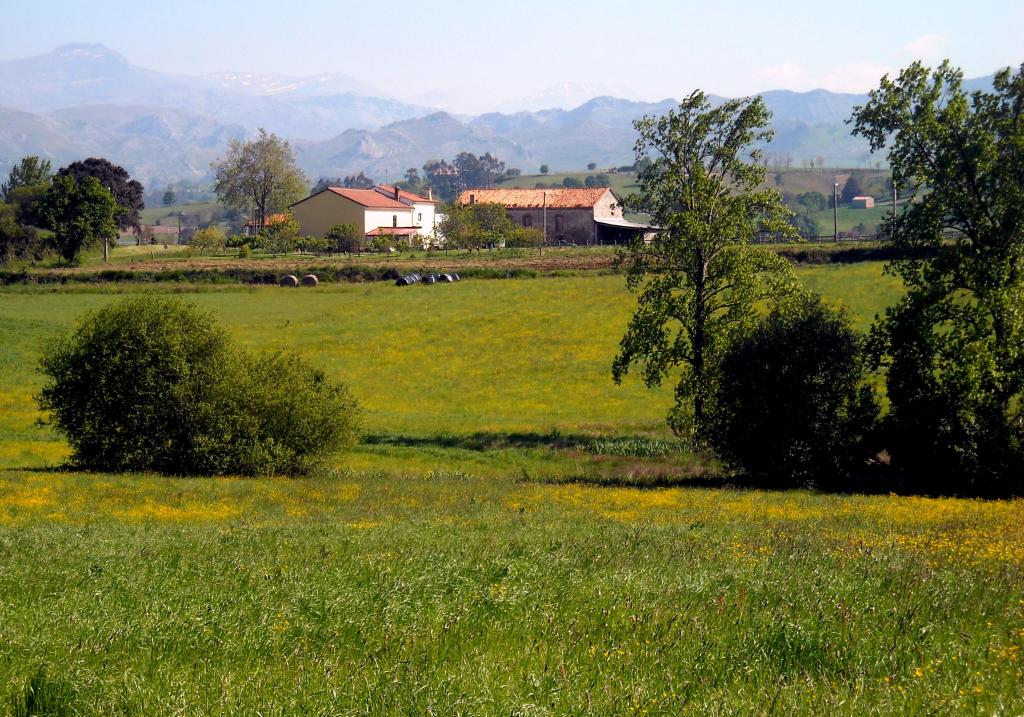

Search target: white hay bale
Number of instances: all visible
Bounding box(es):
[279,274,299,287]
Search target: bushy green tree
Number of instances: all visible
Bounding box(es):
[189,226,227,254]
[796,191,828,211]
[851,61,1024,494]
[39,175,119,263]
[212,129,307,233]
[0,203,45,263]
[707,296,879,486]
[37,297,361,476]
[612,91,798,440]
[261,212,300,254]
[326,223,363,254]
[3,156,53,228]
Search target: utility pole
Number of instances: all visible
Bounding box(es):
[543,191,548,253]
[833,182,839,243]
[178,212,183,245]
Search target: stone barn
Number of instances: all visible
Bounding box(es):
[456,187,645,245]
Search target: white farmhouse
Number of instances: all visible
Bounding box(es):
[289,184,438,245]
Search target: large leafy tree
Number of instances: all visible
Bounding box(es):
[56,158,144,232]
[40,175,119,264]
[612,91,798,440]
[851,61,1024,493]
[212,128,307,233]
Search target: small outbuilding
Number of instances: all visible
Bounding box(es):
[851,196,876,209]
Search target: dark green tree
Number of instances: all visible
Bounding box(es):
[162,190,177,206]
[0,203,45,263]
[57,158,144,232]
[39,175,119,263]
[539,164,549,175]
[612,91,798,440]
[840,173,865,204]
[851,61,1024,494]
[707,295,879,486]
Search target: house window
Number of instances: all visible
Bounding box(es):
[418,212,422,222]
[393,215,398,227]
[523,214,533,227]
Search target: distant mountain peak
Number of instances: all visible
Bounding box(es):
[50,43,128,64]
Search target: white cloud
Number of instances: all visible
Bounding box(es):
[755,62,813,91]
[822,63,893,93]
[751,61,892,94]
[904,33,949,61]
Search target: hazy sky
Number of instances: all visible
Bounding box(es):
[2,0,1020,111]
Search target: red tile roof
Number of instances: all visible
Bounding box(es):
[456,187,613,209]
[366,226,421,236]
[374,184,436,204]
[325,187,409,209]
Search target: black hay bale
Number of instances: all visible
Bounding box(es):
[423,274,437,284]
[279,274,299,287]
[395,273,421,286]
[301,274,319,286]
[438,273,454,282]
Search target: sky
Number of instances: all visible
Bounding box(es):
[1,0,1021,112]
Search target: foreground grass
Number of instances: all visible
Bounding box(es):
[1,470,1021,715]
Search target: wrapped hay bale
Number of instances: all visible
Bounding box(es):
[301,274,319,287]
[279,274,299,287]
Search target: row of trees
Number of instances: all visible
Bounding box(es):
[1,156,145,265]
[438,202,543,252]
[614,61,1024,495]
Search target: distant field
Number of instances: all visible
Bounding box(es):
[139,200,223,226]
[0,266,902,470]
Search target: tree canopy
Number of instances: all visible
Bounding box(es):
[212,129,307,233]
[56,158,144,232]
[2,156,52,200]
[851,61,1024,493]
[39,175,119,263]
[612,91,798,439]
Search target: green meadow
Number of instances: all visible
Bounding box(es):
[2,265,1023,715]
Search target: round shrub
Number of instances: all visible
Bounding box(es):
[37,296,361,475]
[706,296,879,487]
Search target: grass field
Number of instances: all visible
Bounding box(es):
[2,265,1022,714]
[139,200,222,227]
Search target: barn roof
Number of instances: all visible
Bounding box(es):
[456,187,614,209]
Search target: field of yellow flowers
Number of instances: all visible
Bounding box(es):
[1,269,1022,714]
[1,469,1022,714]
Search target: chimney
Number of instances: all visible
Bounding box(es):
[394,186,400,200]
[427,187,433,201]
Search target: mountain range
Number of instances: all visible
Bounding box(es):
[0,44,998,189]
